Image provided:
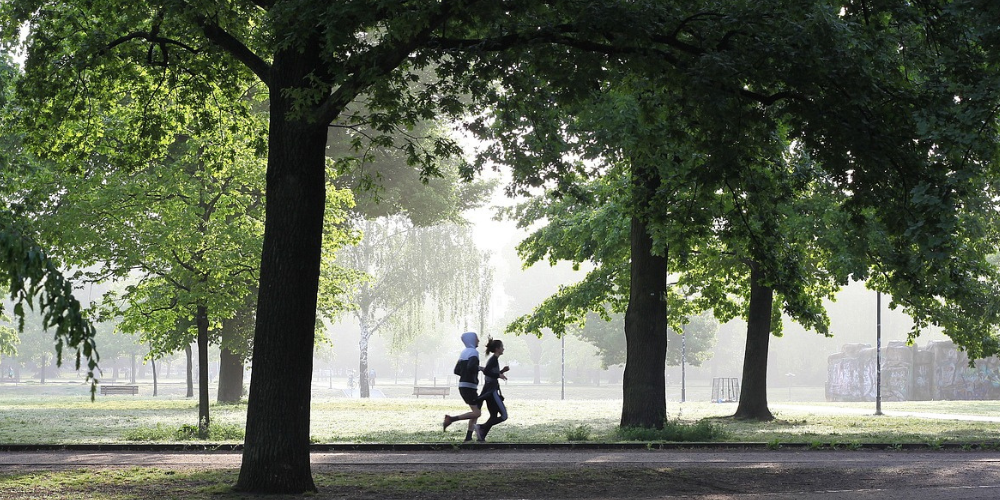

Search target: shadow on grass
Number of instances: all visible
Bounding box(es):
[0,468,241,500]
[0,465,797,499]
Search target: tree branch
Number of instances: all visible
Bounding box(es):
[103,32,200,56]
[198,20,271,87]
[433,26,803,106]
[431,26,685,69]
[314,1,464,124]
[739,89,802,106]
[102,20,270,88]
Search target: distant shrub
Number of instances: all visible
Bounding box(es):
[564,424,592,442]
[123,424,174,441]
[124,422,244,441]
[616,419,727,442]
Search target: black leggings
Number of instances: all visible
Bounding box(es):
[479,390,508,439]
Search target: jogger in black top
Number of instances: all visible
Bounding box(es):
[475,337,509,441]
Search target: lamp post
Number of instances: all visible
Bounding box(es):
[876,291,883,416]
[680,328,687,403]
[561,334,565,401]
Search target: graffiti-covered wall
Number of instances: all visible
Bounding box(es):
[826,340,1000,402]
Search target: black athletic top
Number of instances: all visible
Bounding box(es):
[480,354,502,396]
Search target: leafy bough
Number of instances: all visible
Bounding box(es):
[0,212,99,396]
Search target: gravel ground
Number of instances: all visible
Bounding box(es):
[2,448,1000,499]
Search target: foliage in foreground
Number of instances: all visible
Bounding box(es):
[0,215,98,392]
[124,423,245,442]
[616,419,728,442]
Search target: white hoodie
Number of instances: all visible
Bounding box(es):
[456,331,480,390]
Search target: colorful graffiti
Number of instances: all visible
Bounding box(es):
[826,340,1000,402]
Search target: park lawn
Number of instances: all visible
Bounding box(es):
[3,383,1000,500]
[1,382,1000,445]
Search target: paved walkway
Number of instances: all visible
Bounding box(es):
[1,449,999,499]
[0,447,997,467]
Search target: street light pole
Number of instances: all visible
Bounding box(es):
[561,334,565,401]
[681,328,686,403]
[876,291,883,416]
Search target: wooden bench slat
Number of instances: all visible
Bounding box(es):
[412,386,449,398]
[100,385,139,395]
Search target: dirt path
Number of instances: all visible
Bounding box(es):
[2,449,999,499]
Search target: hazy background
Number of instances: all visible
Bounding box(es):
[0,180,950,405]
[0,41,953,405]
[319,213,949,403]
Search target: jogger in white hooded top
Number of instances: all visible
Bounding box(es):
[442,331,483,442]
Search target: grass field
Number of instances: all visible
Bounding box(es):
[2,378,1000,446]
[3,379,1000,499]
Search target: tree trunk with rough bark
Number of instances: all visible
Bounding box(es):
[218,290,254,403]
[620,163,668,429]
[217,347,244,403]
[150,349,158,397]
[235,44,326,494]
[733,261,775,421]
[185,345,193,398]
[196,304,211,436]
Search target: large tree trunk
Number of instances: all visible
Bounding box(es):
[412,352,419,386]
[359,322,372,398]
[523,336,543,384]
[185,344,194,398]
[196,304,211,436]
[150,347,158,397]
[235,46,326,494]
[218,288,255,403]
[620,163,668,429]
[217,346,244,403]
[733,261,775,421]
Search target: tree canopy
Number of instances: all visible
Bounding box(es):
[6,0,1000,491]
[465,1,1000,423]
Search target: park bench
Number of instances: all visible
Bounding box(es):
[412,386,450,398]
[100,385,139,396]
